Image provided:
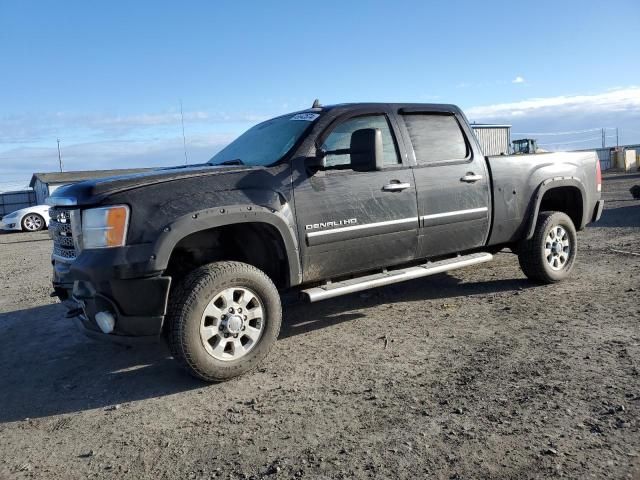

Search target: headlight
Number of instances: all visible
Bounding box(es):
[82,205,130,249]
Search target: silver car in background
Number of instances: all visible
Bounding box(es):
[0,205,51,232]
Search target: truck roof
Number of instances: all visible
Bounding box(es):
[301,102,463,114]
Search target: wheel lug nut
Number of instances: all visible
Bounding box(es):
[242,326,246,331]
[238,308,242,313]
[244,315,247,320]
[229,308,234,313]
[224,333,229,338]
[219,326,224,331]
[234,334,239,338]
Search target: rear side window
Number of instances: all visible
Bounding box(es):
[402,114,468,164]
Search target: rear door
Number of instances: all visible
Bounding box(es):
[396,109,491,258]
[292,110,419,282]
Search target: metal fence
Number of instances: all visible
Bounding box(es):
[573,144,640,171]
[0,190,36,218]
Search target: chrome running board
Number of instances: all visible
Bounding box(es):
[302,252,493,302]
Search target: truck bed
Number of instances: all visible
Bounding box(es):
[486,151,600,246]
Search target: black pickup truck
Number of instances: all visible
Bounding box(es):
[48,102,604,381]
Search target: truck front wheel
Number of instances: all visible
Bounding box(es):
[167,261,282,382]
[517,211,577,283]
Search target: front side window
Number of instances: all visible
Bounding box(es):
[321,115,400,168]
[208,112,319,167]
[402,114,468,165]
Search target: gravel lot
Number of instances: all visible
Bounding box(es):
[1,173,639,480]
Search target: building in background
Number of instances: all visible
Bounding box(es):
[29,168,151,205]
[0,190,37,217]
[471,124,512,156]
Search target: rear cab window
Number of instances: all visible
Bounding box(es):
[401,113,469,165]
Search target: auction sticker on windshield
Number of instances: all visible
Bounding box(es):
[290,113,320,121]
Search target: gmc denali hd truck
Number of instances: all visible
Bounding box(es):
[48,102,604,381]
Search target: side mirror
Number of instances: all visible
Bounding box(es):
[350,128,384,172]
[306,153,327,169]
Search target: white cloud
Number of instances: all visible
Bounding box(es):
[2,87,639,188]
[0,110,269,144]
[0,106,292,189]
[467,86,640,119]
[467,86,640,151]
[512,76,526,84]
[0,132,236,185]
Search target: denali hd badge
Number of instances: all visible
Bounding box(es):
[305,218,357,231]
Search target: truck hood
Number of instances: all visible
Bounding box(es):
[48,163,261,205]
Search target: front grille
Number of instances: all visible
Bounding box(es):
[49,207,77,261]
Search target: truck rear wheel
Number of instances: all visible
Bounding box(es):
[518,211,577,283]
[167,261,282,382]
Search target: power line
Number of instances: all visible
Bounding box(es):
[538,136,605,146]
[512,128,602,136]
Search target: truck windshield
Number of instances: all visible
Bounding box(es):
[208,112,319,167]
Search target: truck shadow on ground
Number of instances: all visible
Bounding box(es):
[0,273,532,423]
[592,204,640,228]
[0,303,203,423]
[281,273,533,339]
[603,172,640,182]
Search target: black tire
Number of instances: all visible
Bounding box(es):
[21,213,45,232]
[518,211,577,283]
[167,261,282,382]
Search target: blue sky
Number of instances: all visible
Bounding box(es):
[1,0,639,190]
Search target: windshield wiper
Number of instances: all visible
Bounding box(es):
[214,159,244,166]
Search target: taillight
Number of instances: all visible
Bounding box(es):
[595,160,602,193]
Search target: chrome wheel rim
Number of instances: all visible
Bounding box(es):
[544,226,570,271]
[199,287,265,361]
[24,214,43,231]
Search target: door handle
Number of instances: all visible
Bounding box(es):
[382,182,411,191]
[460,173,483,183]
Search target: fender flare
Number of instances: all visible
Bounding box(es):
[524,177,587,240]
[149,204,302,286]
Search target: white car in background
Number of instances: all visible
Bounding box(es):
[0,205,50,232]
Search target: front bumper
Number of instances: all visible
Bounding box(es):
[70,311,164,344]
[53,245,171,341]
[0,218,20,231]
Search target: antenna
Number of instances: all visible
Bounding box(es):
[180,99,188,165]
[312,99,321,108]
[56,138,64,172]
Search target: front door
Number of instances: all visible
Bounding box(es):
[396,110,491,258]
[292,111,419,283]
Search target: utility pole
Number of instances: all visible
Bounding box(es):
[601,128,605,149]
[180,100,188,165]
[56,138,64,172]
[616,128,619,148]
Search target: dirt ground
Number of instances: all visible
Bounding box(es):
[0,173,638,480]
